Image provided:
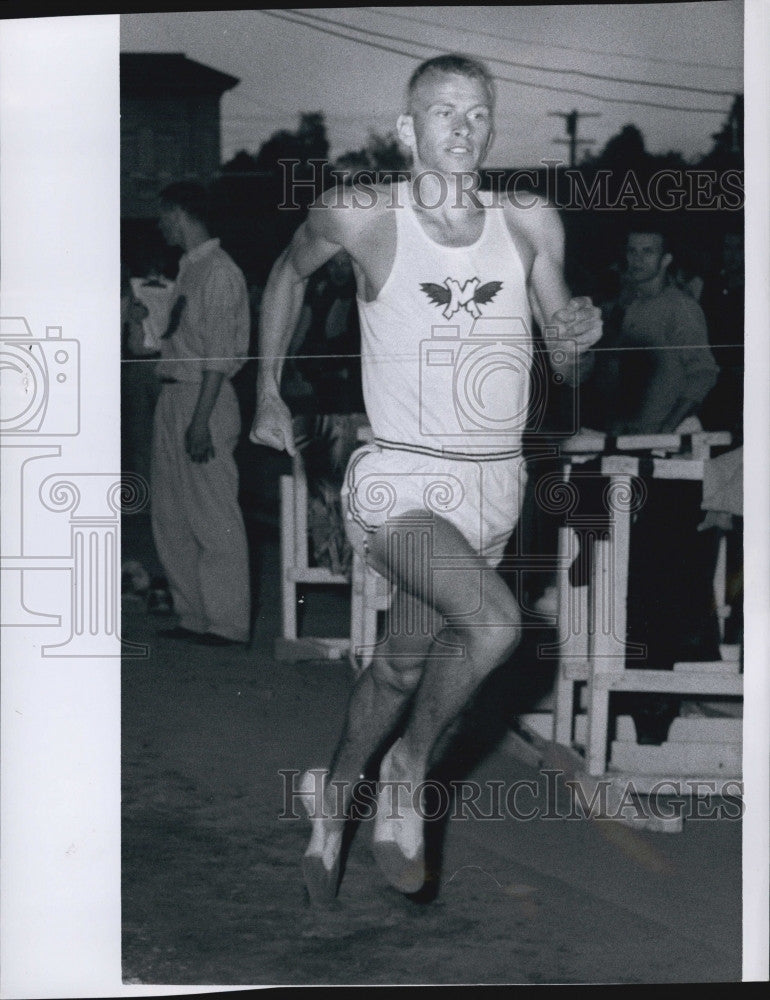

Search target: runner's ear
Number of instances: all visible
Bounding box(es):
[396,113,416,152]
[483,121,495,159]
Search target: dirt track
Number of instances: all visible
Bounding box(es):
[121,533,741,986]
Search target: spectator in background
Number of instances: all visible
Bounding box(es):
[130,256,176,358]
[278,250,368,585]
[152,181,252,647]
[578,222,722,742]
[282,249,365,415]
[584,225,718,435]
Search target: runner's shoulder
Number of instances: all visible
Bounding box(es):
[496,187,559,228]
[493,188,565,255]
[308,180,394,243]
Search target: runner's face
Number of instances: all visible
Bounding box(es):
[405,72,493,175]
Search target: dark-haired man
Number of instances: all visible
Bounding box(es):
[580,223,721,741]
[152,181,251,647]
[590,226,718,434]
[251,54,601,901]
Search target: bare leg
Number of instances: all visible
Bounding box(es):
[331,582,447,764]
[302,512,520,900]
[300,589,436,903]
[371,512,521,767]
[365,512,521,891]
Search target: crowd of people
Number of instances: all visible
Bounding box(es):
[121,53,744,905]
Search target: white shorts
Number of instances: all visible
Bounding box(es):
[341,443,526,568]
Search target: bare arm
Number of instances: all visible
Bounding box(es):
[670,294,719,414]
[517,201,601,386]
[250,205,346,454]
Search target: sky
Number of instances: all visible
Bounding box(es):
[120,3,744,169]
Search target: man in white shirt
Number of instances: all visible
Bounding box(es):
[153,181,251,647]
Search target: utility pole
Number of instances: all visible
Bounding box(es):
[549,108,601,167]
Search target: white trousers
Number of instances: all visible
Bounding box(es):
[151,380,250,641]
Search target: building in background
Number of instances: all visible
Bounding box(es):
[121,52,239,273]
[121,52,239,219]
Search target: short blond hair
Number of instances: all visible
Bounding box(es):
[406,54,495,112]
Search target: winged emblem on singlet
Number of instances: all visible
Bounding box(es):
[420,278,503,319]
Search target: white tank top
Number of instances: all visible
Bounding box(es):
[358,180,533,459]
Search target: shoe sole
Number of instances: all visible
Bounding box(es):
[373,743,425,894]
[371,839,425,895]
[299,769,344,906]
[301,851,342,907]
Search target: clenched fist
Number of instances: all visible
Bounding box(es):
[249,392,297,456]
[549,296,603,357]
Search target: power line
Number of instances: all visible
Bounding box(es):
[260,10,427,64]
[364,5,743,76]
[294,8,737,97]
[261,10,731,116]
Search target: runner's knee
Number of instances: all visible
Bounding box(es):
[463,600,522,672]
[371,655,423,694]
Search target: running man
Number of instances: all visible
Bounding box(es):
[250,54,602,902]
